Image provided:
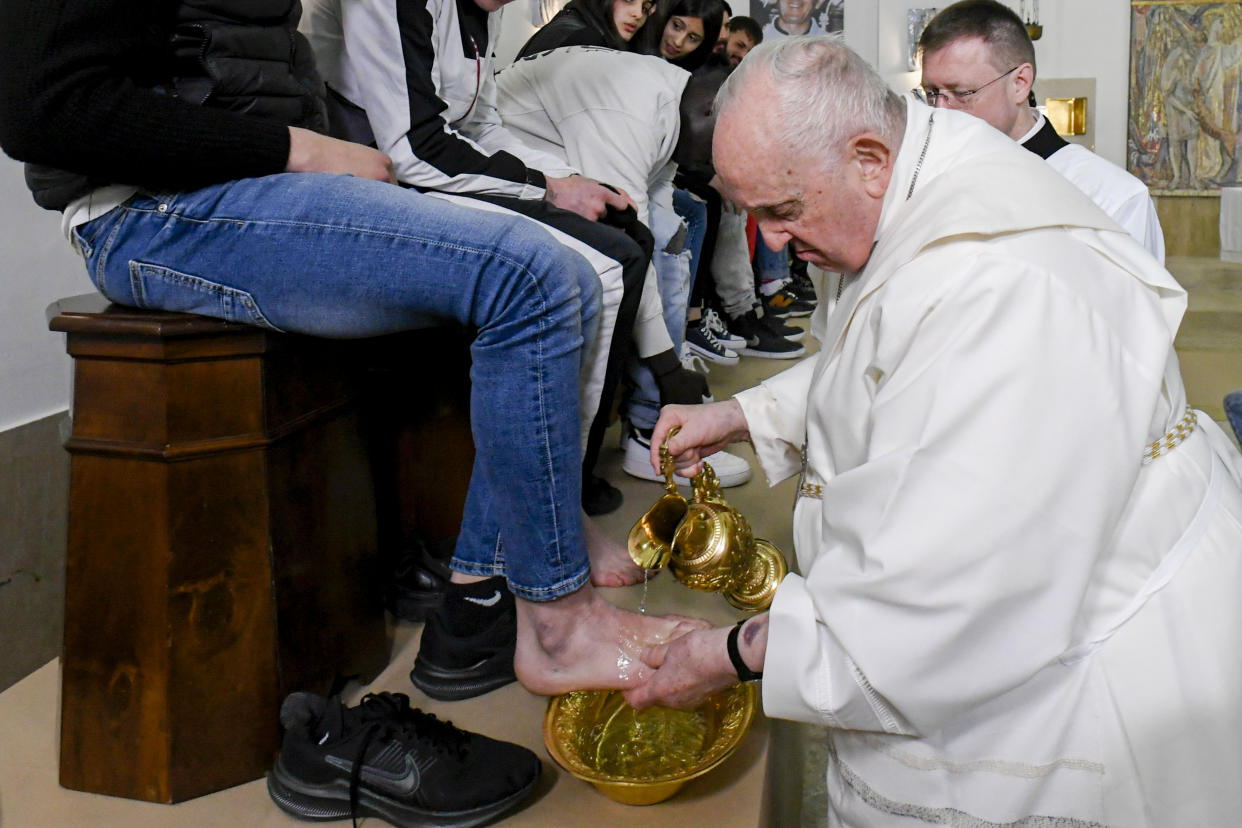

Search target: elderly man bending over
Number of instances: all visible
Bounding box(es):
[626,35,1242,826]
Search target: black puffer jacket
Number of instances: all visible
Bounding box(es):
[1,0,325,210]
[170,0,327,132]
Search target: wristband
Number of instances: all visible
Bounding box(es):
[727,619,762,682]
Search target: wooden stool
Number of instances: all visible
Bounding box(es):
[49,294,391,803]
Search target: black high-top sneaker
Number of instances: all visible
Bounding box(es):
[410,576,517,701]
[267,691,540,828]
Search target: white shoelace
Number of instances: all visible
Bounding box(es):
[702,308,731,339]
[679,342,711,375]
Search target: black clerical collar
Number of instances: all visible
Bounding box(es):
[1021,116,1069,160]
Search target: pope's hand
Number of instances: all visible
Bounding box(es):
[650,399,750,478]
[622,625,738,710]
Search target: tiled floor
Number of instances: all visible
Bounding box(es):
[3,257,1239,827]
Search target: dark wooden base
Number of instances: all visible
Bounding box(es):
[50,295,393,803]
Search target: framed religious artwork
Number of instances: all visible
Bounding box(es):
[1129,1,1242,194]
[749,0,844,40]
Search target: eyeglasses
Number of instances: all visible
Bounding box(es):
[921,66,1018,107]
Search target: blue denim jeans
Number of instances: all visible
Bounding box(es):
[72,172,599,600]
[754,225,790,291]
[672,187,707,291]
[623,201,692,430]
[1226,390,1242,446]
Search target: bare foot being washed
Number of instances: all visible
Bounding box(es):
[583,513,650,587]
[514,584,710,696]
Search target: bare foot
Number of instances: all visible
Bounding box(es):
[583,512,650,587]
[514,585,711,696]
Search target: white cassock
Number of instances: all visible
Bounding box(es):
[736,97,1242,826]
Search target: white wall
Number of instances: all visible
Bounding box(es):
[0,154,91,433]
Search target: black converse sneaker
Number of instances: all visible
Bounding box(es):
[684,317,739,365]
[410,576,517,701]
[267,691,539,828]
[701,308,746,349]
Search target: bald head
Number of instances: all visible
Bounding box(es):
[712,36,904,274]
[714,34,905,169]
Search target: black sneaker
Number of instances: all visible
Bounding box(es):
[788,268,819,304]
[763,287,815,318]
[386,539,452,623]
[684,317,739,365]
[582,473,623,516]
[268,691,539,828]
[728,310,806,359]
[410,577,516,701]
[760,312,806,343]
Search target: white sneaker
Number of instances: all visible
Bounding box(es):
[621,427,752,487]
[703,308,746,349]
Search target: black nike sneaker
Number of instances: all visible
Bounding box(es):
[385,539,452,623]
[267,691,540,828]
[410,577,517,701]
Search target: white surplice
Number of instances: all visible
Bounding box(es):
[737,97,1242,826]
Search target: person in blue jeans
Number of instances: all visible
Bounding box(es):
[1226,391,1242,446]
[0,0,702,697]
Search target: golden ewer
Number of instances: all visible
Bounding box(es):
[627,427,788,612]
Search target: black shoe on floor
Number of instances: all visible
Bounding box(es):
[267,691,540,828]
[763,287,815,318]
[728,310,806,359]
[386,539,452,623]
[582,473,623,516]
[410,577,517,701]
[788,268,818,304]
[761,312,806,343]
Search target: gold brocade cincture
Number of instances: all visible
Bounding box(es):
[1143,407,1197,465]
[796,442,823,500]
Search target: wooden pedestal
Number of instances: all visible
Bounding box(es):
[49,295,390,803]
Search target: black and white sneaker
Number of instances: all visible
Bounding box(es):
[701,308,746,349]
[410,577,517,701]
[728,310,806,359]
[268,691,540,828]
[762,286,815,318]
[788,269,818,305]
[761,312,806,343]
[685,318,739,365]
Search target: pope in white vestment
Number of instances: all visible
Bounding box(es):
[630,36,1242,826]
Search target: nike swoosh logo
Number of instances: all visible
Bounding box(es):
[325,752,421,797]
[464,591,502,607]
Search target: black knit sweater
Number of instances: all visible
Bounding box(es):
[0,0,291,196]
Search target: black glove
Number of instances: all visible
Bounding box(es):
[647,348,710,406]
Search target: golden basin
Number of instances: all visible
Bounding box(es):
[543,684,757,806]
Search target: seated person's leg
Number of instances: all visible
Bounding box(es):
[672,187,708,293]
[77,172,701,697]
